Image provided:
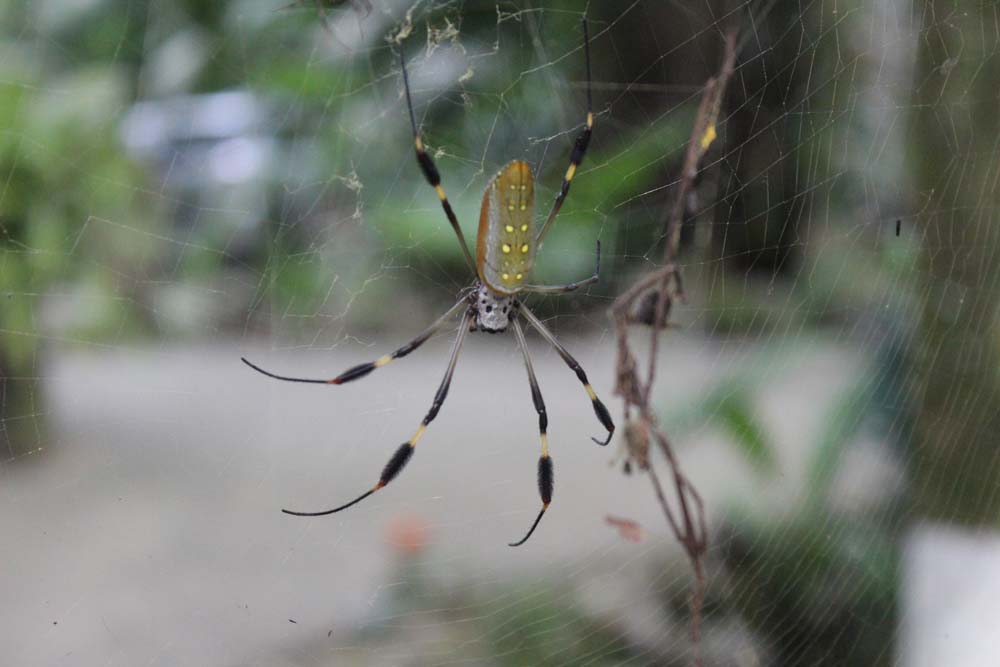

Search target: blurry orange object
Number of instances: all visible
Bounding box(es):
[386,513,430,555]
[605,515,645,543]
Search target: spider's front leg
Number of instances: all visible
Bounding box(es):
[399,48,477,274]
[535,18,594,247]
[282,309,475,517]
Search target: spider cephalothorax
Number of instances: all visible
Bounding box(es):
[242,19,612,547]
[472,284,516,333]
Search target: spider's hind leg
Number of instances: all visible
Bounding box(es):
[281,309,474,517]
[508,317,554,547]
[519,304,614,446]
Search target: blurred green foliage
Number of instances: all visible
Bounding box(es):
[2,0,883,348]
[683,340,905,666]
[477,587,647,667]
[4,0,983,663]
[910,0,1000,525]
[724,515,897,666]
[346,555,675,666]
[663,369,776,475]
[0,62,151,364]
[0,21,164,456]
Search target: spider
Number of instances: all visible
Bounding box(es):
[242,20,613,547]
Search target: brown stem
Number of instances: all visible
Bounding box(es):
[607,25,739,667]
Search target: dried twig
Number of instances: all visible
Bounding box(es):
[609,27,738,667]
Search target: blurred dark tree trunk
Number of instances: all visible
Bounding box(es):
[590,2,816,333]
[711,8,814,281]
[911,3,1000,523]
[0,338,43,462]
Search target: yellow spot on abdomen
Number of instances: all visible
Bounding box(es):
[502,243,511,254]
[520,244,529,253]
[505,224,514,233]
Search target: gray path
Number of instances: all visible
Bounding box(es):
[1,334,858,665]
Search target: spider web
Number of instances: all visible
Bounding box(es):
[2,0,997,664]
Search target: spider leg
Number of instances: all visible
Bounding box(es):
[535,19,594,246]
[241,297,468,385]
[283,309,474,517]
[399,48,477,274]
[519,304,614,445]
[508,317,553,547]
[522,240,600,294]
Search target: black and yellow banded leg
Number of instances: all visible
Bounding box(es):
[282,310,474,517]
[523,240,601,294]
[399,49,478,274]
[509,318,554,547]
[519,305,614,446]
[241,297,468,386]
[535,19,594,246]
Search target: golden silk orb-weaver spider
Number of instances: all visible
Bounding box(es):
[241,20,613,547]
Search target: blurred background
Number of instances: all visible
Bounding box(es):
[2,0,998,665]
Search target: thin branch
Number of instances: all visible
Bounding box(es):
[608,25,739,667]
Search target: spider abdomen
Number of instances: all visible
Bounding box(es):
[477,160,536,295]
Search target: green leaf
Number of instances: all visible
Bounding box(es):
[703,385,776,474]
[805,374,874,509]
